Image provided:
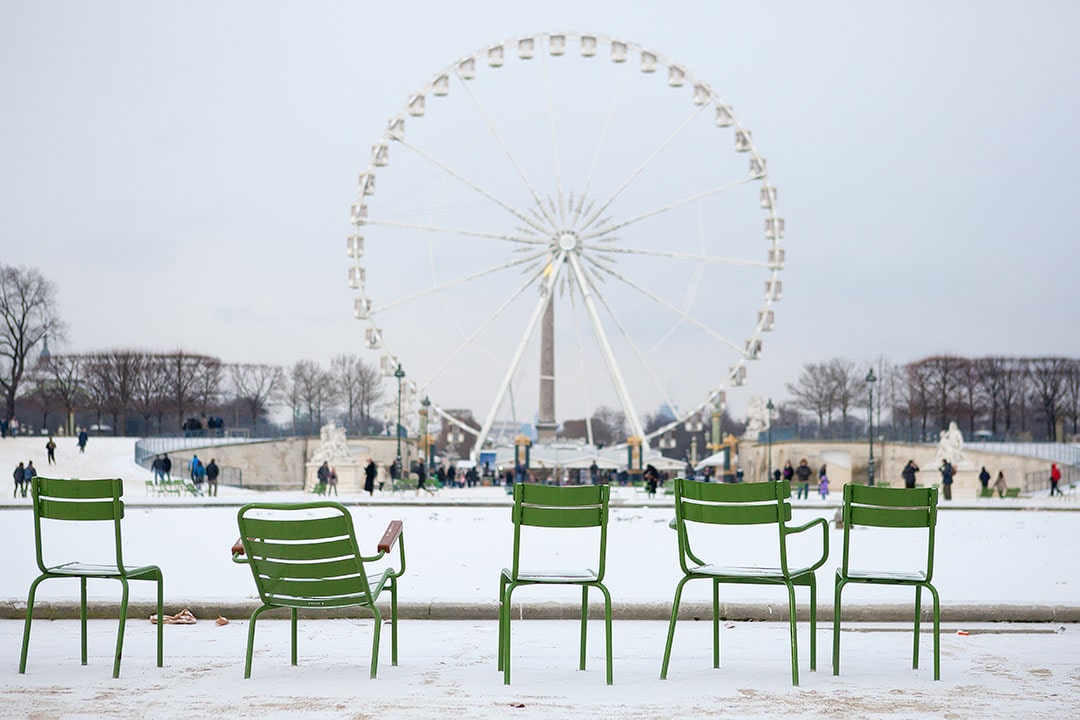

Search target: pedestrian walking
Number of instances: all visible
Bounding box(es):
[994,471,1008,498]
[1050,463,1063,496]
[317,461,331,492]
[979,466,991,491]
[23,461,36,498]
[364,458,377,495]
[151,455,165,484]
[77,428,88,453]
[13,461,24,498]
[205,458,220,497]
[328,467,339,496]
[162,454,172,481]
[45,436,57,465]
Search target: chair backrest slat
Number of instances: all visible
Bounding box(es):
[242,514,352,542]
[517,504,604,528]
[680,500,785,525]
[847,484,935,508]
[38,498,121,522]
[36,477,122,499]
[260,575,367,600]
[253,556,361,580]
[849,505,931,529]
[246,536,356,562]
[680,479,789,503]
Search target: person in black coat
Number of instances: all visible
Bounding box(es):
[364,459,377,496]
[205,459,220,497]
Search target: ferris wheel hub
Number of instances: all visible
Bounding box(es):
[556,231,579,252]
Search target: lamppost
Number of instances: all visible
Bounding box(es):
[394,363,405,474]
[766,398,774,481]
[419,396,430,470]
[865,368,877,486]
[686,415,704,466]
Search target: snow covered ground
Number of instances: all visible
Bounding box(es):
[0,437,1077,718]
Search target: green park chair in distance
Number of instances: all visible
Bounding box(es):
[832,484,941,680]
[499,483,613,685]
[661,479,828,686]
[232,502,405,679]
[19,477,164,679]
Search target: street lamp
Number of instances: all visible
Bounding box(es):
[766,398,774,481]
[685,415,704,466]
[419,396,431,470]
[394,363,405,473]
[865,368,877,486]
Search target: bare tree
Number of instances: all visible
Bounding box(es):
[591,406,626,446]
[957,358,982,436]
[330,354,382,433]
[40,353,85,435]
[786,362,834,435]
[0,265,66,420]
[285,360,335,433]
[1027,357,1071,440]
[229,363,283,427]
[132,353,169,435]
[1062,359,1080,437]
[901,361,933,441]
[827,357,861,437]
[163,351,220,429]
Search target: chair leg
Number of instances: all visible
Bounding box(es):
[113,579,130,678]
[497,575,508,672]
[928,583,941,681]
[712,580,720,669]
[598,582,613,686]
[290,608,299,666]
[579,585,588,671]
[660,576,690,679]
[369,606,383,679]
[19,575,46,674]
[832,577,844,676]
[808,577,817,672]
[785,582,799,686]
[244,605,270,679]
[156,573,164,667]
[502,583,516,686]
[913,585,922,670]
[81,577,89,666]
[389,577,398,666]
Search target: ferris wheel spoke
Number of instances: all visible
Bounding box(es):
[580,174,758,241]
[577,263,682,429]
[565,253,647,444]
[370,249,548,315]
[574,67,629,228]
[454,68,560,231]
[578,104,707,234]
[395,138,551,236]
[366,218,547,246]
[587,259,745,356]
[540,48,567,227]
[423,262,547,387]
[473,251,568,455]
[583,244,769,269]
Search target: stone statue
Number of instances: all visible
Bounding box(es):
[932,421,965,467]
[310,421,353,464]
[742,396,769,441]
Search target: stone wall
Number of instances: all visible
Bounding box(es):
[743,440,1053,497]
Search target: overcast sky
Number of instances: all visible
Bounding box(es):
[2,1,1078,431]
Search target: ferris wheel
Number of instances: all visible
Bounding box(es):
[346,32,784,455]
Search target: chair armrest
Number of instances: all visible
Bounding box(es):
[785,517,830,572]
[378,520,403,553]
[231,537,250,564]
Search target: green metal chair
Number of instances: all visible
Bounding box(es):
[661,479,828,686]
[832,484,940,680]
[232,502,405,679]
[498,483,613,685]
[19,477,164,679]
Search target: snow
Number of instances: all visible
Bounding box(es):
[0,437,1078,718]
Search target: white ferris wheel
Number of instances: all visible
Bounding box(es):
[346,32,784,456]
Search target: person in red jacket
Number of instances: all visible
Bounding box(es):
[1050,463,1062,496]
